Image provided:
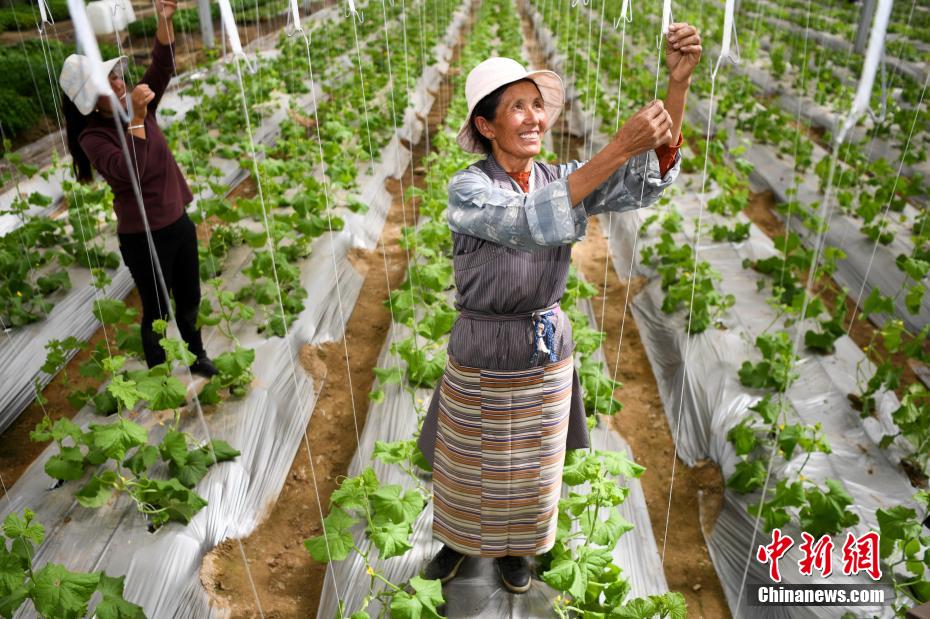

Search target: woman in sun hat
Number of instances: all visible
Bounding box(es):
[417,23,702,593]
[59,0,216,378]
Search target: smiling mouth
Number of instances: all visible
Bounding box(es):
[519,130,540,141]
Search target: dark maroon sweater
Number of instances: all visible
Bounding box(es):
[79,40,193,234]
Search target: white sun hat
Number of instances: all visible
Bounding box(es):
[457,57,565,154]
[59,53,128,115]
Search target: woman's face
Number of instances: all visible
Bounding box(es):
[476,81,547,160]
[95,70,127,115]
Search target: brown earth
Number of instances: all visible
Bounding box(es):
[0,289,142,497]
[571,216,730,619]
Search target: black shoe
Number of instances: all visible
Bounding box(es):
[424,545,466,584]
[190,355,219,378]
[496,555,532,593]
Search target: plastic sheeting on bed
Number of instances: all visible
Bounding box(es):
[600,176,917,618]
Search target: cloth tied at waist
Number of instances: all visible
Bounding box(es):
[456,302,562,365]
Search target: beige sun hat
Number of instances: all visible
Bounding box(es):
[59,53,128,115]
[457,57,565,154]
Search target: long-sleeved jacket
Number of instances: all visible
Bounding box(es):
[417,149,681,466]
[445,147,680,250]
[79,40,193,234]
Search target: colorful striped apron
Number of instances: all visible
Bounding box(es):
[431,353,574,557]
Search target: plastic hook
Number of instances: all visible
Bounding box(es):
[36,0,54,33]
[345,0,363,22]
[613,0,632,29]
[285,0,304,37]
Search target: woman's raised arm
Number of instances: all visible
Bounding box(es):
[136,0,177,112]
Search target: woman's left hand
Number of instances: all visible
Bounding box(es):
[156,0,177,20]
[666,23,702,83]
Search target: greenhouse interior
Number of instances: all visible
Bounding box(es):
[0,0,927,615]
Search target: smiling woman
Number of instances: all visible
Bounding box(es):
[416,29,702,593]
[58,0,218,379]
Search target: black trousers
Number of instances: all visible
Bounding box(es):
[118,212,205,368]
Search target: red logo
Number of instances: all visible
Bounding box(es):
[798,533,834,577]
[841,531,882,580]
[756,530,882,582]
[757,528,794,582]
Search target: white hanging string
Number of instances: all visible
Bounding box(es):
[659,0,740,567]
[585,0,607,160]
[776,0,813,295]
[377,0,416,376]
[734,0,894,611]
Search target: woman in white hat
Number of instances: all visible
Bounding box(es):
[417,24,702,593]
[59,0,216,378]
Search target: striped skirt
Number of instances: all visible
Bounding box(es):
[432,354,574,557]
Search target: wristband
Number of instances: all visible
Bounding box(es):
[128,123,145,131]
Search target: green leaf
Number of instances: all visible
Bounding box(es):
[876,505,921,558]
[778,424,803,459]
[862,288,894,318]
[370,486,423,526]
[135,374,187,411]
[582,509,634,547]
[93,299,131,325]
[3,510,44,546]
[727,421,758,457]
[389,591,428,619]
[45,446,86,481]
[172,448,210,488]
[303,507,357,563]
[30,563,100,619]
[123,445,159,477]
[369,520,413,560]
[562,451,598,486]
[94,573,146,619]
[214,347,255,379]
[409,576,444,615]
[727,459,766,494]
[373,440,413,465]
[610,596,657,618]
[0,582,29,617]
[107,376,142,411]
[330,468,379,512]
[656,591,687,619]
[89,418,148,461]
[543,557,586,600]
[75,472,117,509]
[372,366,404,386]
[0,547,27,598]
[202,440,240,464]
[198,380,222,405]
[799,479,860,538]
[130,477,208,527]
[159,430,189,467]
[598,450,645,479]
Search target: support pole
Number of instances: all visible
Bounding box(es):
[854,0,876,54]
[198,0,214,49]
